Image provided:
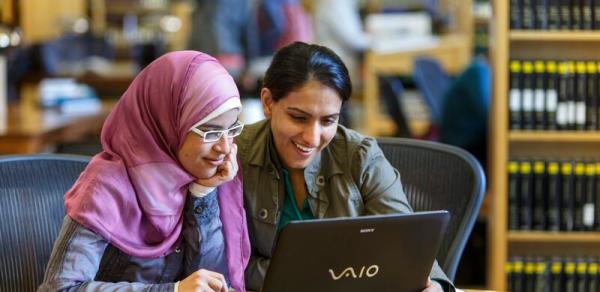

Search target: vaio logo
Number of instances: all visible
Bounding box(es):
[328,265,379,280]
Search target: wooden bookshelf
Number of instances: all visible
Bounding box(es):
[508,231,600,243]
[510,31,600,41]
[488,1,600,290]
[508,132,600,142]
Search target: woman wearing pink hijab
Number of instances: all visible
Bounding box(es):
[38,51,250,292]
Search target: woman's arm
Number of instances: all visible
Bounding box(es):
[39,216,175,292]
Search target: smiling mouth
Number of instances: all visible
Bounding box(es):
[293,141,315,154]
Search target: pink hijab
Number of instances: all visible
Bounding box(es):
[64,51,250,291]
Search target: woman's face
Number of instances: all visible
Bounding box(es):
[178,108,240,179]
[262,80,342,171]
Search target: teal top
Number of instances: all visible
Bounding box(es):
[277,169,315,231]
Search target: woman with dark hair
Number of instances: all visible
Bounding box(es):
[39,51,250,292]
[236,42,453,291]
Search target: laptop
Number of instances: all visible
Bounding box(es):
[261,210,449,292]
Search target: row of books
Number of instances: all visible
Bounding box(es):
[506,256,600,292]
[510,0,600,30]
[508,159,600,231]
[509,59,600,131]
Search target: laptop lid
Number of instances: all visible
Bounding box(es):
[261,210,450,292]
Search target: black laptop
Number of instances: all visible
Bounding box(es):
[261,210,450,292]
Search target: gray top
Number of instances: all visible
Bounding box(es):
[38,190,228,291]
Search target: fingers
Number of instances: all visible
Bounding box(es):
[198,269,228,292]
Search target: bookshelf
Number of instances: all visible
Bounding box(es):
[489,1,600,290]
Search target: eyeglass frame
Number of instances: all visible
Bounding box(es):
[189,123,244,143]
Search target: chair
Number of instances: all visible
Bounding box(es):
[376,137,485,281]
[412,57,451,126]
[0,154,90,292]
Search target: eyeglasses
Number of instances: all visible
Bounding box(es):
[190,123,244,142]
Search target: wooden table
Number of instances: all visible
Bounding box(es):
[0,100,114,154]
[361,34,472,136]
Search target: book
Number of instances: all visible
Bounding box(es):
[548,161,562,231]
[535,61,547,129]
[512,0,524,28]
[534,160,548,230]
[546,61,559,130]
[562,161,575,231]
[523,61,536,130]
[509,160,521,230]
[576,259,588,292]
[583,0,594,29]
[584,163,597,230]
[538,0,550,29]
[586,61,598,130]
[521,161,534,230]
[557,61,570,130]
[575,61,587,130]
[549,0,562,28]
[574,162,586,230]
[568,61,577,129]
[551,258,564,292]
[524,0,536,28]
[510,60,523,130]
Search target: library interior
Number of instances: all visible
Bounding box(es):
[2,0,600,291]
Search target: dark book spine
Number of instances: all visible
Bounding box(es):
[584,163,597,230]
[525,0,536,28]
[534,160,548,230]
[562,0,573,29]
[548,161,562,230]
[584,0,594,29]
[575,61,588,130]
[574,162,586,230]
[594,0,600,29]
[523,61,536,130]
[576,259,588,292]
[512,0,524,28]
[509,160,521,230]
[558,61,570,130]
[539,0,551,28]
[526,258,537,291]
[595,162,600,230]
[549,0,562,28]
[507,258,516,292]
[510,60,524,130]
[535,61,548,129]
[565,259,577,292]
[589,261,599,292]
[573,0,583,29]
[551,258,565,292]
[586,62,598,130]
[546,61,559,130]
[534,258,550,292]
[567,61,577,130]
[521,161,534,230]
[562,161,575,231]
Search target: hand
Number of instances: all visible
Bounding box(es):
[422,277,443,292]
[178,269,229,292]
[195,144,239,188]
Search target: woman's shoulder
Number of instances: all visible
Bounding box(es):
[236,119,270,163]
[328,125,383,164]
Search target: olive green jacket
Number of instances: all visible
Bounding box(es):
[237,120,453,291]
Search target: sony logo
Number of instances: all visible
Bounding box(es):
[328,265,379,280]
[360,228,375,233]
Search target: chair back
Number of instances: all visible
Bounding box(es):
[0,154,89,292]
[376,137,485,280]
[413,57,450,125]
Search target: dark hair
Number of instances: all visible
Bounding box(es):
[262,42,352,102]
